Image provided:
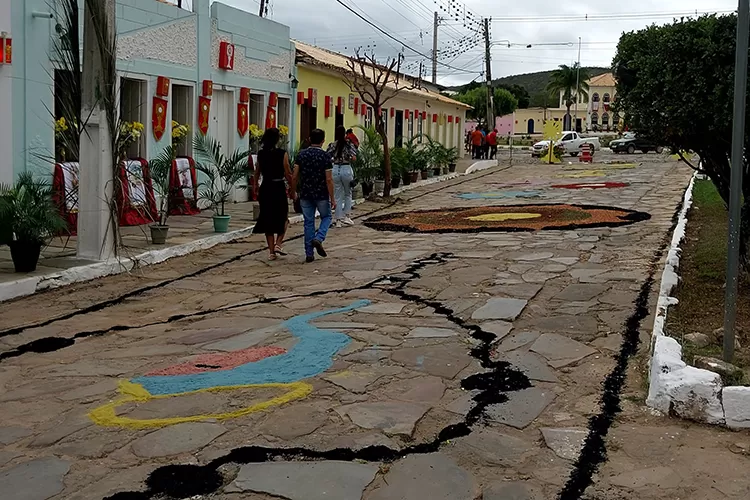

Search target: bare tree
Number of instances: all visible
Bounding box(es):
[344,51,419,197]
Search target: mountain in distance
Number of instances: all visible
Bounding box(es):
[493,67,611,107]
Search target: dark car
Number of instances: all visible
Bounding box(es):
[609,133,664,154]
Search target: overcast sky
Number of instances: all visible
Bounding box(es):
[217,0,737,86]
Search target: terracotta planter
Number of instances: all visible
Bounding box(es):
[420,170,428,180]
[402,174,412,186]
[409,171,419,183]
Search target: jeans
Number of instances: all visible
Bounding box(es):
[472,145,482,159]
[490,145,497,159]
[300,198,332,257]
[332,164,353,220]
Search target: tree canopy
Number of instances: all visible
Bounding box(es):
[613,13,750,263]
[455,87,519,120]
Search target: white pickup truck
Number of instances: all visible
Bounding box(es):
[532,132,601,157]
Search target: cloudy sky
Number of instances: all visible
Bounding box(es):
[216,0,736,86]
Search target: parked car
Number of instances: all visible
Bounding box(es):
[532,132,601,157]
[610,134,664,154]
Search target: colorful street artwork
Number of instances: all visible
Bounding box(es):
[89,300,370,428]
[457,190,543,200]
[541,120,563,164]
[556,170,607,178]
[364,204,651,233]
[552,182,629,190]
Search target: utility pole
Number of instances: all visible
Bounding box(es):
[78,0,116,261]
[723,0,749,362]
[432,12,439,84]
[483,18,493,129]
[259,0,266,17]
[573,36,581,132]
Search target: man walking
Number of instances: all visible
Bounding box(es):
[471,126,483,159]
[487,128,498,160]
[292,129,336,263]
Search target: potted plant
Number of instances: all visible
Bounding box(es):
[147,146,175,244]
[0,173,67,272]
[389,147,409,189]
[446,147,459,172]
[193,134,251,233]
[352,125,384,199]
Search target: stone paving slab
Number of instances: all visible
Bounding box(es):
[0,457,70,500]
[228,461,380,499]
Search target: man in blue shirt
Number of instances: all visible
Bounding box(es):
[292,129,336,263]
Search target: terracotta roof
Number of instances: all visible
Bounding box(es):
[586,73,616,87]
[293,40,472,109]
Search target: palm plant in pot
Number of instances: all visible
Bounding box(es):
[389,147,409,188]
[446,146,459,172]
[352,125,383,198]
[0,173,67,272]
[147,145,175,244]
[193,134,251,233]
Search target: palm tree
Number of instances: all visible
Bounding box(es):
[546,64,590,131]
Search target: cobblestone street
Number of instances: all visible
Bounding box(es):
[4,157,744,500]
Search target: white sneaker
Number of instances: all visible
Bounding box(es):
[335,220,344,228]
[342,217,355,226]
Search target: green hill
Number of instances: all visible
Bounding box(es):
[493,67,610,107]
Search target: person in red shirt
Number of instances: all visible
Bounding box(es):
[486,128,498,160]
[471,126,484,159]
[345,129,360,149]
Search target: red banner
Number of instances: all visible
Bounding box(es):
[202,80,213,97]
[219,41,235,70]
[152,97,168,141]
[240,87,250,103]
[265,106,277,129]
[197,96,211,135]
[269,92,278,107]
[237,103,249,138]
[156,76,170,97]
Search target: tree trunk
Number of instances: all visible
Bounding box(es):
[565,104,572,131]
[377,119,391,197]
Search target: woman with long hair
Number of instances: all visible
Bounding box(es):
[326,126,357,228]
[253,127,294,260]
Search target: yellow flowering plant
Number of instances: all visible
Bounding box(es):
[171,120,190,152]
[248,123,264,152]
[115,120,145,162]
[279,125,289,137]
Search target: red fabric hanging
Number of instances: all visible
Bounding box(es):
[169,157,200,215]
[52,162,79,235]
[118,158,158,226]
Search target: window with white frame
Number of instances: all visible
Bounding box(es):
[278,97,290,128]
[120,78,147,159]
[417,115,423,143]
[364,107,373,129]
[172,84,194,157]
[407,113,414,139]
[249,93,265,129]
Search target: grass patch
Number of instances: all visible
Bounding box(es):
[667,180,750,375]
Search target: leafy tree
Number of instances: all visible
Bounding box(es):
[546,63,590,130]
[612,14,750,265]
[455,87,518,120]
[496,83,531,108]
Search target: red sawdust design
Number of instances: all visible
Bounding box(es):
[146,346,287,376]
[364,203,650,233]
[552,182,629,189]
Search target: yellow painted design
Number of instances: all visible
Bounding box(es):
[564,163,636,170]
[557,170,606,178]
[467,213,542,222]
[89,380,313,429]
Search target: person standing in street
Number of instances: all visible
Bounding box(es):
[252,128,293,260]
[292,128,336,263]
[471,126,483,159]
[487,128,498,160]
[327,126,357,228]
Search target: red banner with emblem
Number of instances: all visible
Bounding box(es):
[265,106,277,129]
[237,103,249,138]
[197,96,211,135]
[152,97,168,141]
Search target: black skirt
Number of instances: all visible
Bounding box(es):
[253,180,288,235]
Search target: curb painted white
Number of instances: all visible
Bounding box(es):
[465,160,498,174]
[646,173,750,428]
[0,170,475,303]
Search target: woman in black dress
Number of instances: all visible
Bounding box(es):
[253,128,294,260]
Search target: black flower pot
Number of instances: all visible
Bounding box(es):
[362,182,374,197]
[449,163,457,172]
[402,174,412,186]
[392,177,401,188]
[9,240,42,273]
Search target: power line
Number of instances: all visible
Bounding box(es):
[333,0,483,74]
[487,9,735,23]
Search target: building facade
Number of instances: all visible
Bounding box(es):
[294,41,470,153]
[0,0,295,183]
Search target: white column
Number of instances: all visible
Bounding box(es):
[77,0,115,261]
[0,0,12,185]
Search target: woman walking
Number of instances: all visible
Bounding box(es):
[326,126,357,228]
[253,128,294,260]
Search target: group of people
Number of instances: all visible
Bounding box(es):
[467,125,498,160]
[252,126,358,263]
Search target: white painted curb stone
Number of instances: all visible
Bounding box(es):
[647,172,750,428]
[0,169,483,303]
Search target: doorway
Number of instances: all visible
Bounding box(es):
[172,84,193,157]
[335,110,344,130]
[209,90,233,154]
[527,118,535,134]
[575,118,582,133]
[300,99,317,144]
[395,110,404,147]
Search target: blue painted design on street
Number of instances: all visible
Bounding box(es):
[457,190,543,200]
[133,300,371,395]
